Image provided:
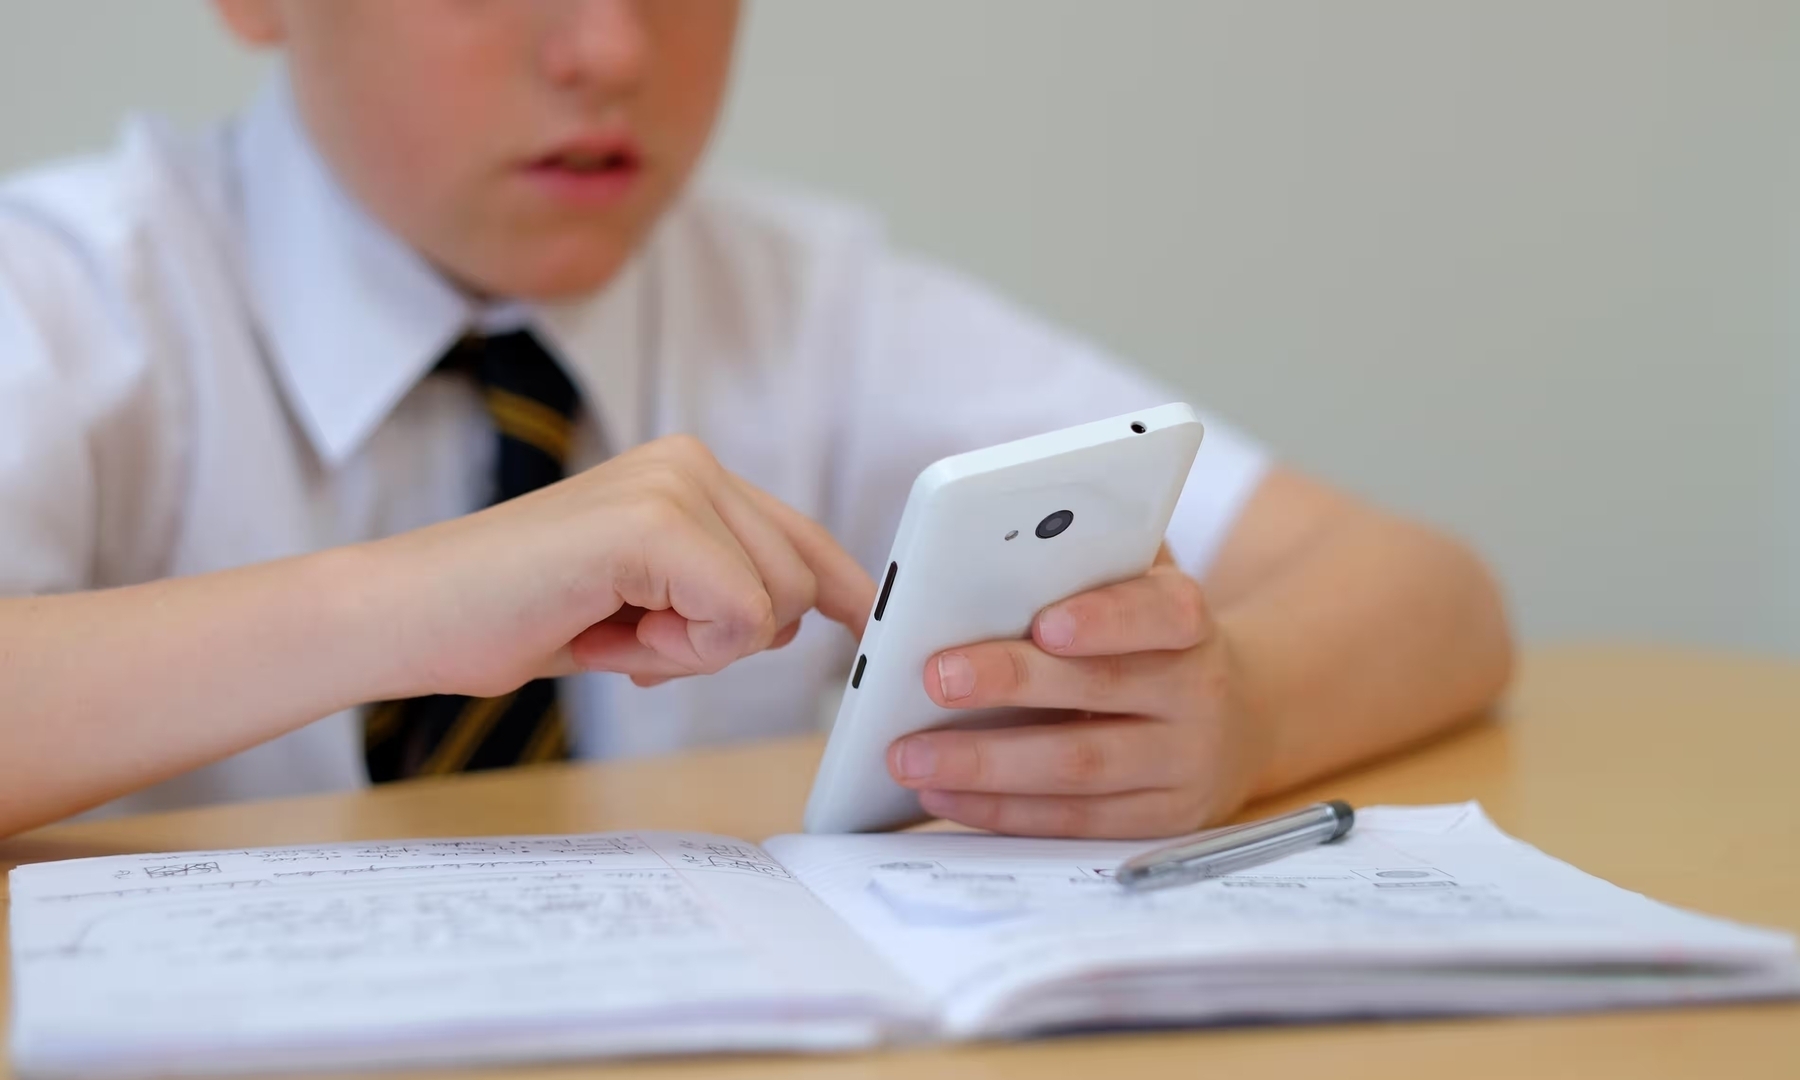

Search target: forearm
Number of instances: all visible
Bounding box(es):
[1217,511,1514,799]
[0,545,404,835]
[0,436,879,837]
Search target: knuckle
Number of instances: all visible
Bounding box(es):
[1054,594,1111,649]
[630,493,688,534]
[770,566,818,624]
[711,590,777,658]
[655,432,714,465]
[739,588,778,637]
[1003,645,1034,694]
[1082,594,1120,638]
[1092,653,1129,696]
[639,437,719,496]
[964,794,1004,830]
[606,545,655,601]
[1053,735,1109,789]
[963,737,991,786]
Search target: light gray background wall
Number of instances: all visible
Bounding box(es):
[2,1,1795,654]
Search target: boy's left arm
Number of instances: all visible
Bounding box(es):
[885,466,1515,838]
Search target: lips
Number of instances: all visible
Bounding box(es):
[531,139,640,175]
[521,134,645,207]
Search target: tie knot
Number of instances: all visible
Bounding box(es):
[440,330,582,485]
[443,331,581,422]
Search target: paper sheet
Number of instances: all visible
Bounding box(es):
[765,804,1800,1035]
[8,832,918,1078]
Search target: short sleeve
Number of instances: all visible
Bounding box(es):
[0,207,176,596]
[830,253,1270,579]
[0,218,100,594]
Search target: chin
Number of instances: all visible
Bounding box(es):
[462,236,638,303]
[503,259,631,302]
[468,248,637,302]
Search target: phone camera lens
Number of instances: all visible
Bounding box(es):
[1035,510,1074,539]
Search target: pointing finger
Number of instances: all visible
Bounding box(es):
[734,478,877,637]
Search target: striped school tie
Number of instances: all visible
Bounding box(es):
[363,330,581,782]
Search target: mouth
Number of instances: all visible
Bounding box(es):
[520,135,645,205]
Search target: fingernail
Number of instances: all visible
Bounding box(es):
[936,653,975,701]
[1038,607,1077,650]
[918,789,954,817]
[895,739,937,781]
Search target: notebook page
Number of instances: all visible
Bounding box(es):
[9,832,924,1078]
[765,804,1800,1036]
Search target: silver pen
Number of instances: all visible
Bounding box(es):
[1115,800,1356,891]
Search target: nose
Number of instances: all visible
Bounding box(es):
[539,0,649,97]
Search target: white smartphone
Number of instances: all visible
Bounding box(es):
[803,402,1205,833]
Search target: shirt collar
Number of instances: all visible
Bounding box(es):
[233,70,646,468]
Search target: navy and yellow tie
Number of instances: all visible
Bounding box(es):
[364,330,581,782]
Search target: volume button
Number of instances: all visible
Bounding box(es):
[873,561,898,621]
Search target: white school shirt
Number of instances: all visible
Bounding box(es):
[0,77,1269,818]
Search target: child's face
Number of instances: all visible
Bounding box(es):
[216,0,739,300]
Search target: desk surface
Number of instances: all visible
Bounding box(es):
[4,646,1798,1079]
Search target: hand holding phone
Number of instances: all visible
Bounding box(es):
[804,404,1204,833]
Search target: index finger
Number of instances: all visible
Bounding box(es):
[732,478,877,637]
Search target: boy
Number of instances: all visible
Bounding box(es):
[0,1,1511,838]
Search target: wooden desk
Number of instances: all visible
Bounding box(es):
[4,646,1798,1079]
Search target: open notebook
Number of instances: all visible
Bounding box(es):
[8,803,1797,1078]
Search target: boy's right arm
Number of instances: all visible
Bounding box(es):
[0,436,876,838]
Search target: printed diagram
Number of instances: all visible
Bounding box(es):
[670,840,792,879]
[143,862,221,879]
